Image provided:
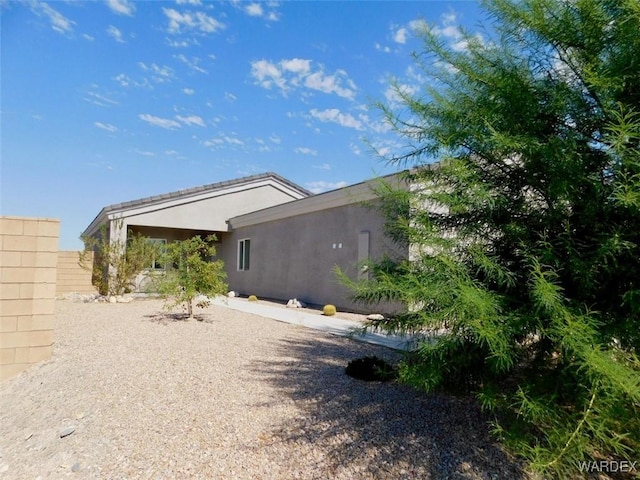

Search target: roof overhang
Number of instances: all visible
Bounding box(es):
[82,173,311,239]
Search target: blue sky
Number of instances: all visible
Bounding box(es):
[1,0,484,249]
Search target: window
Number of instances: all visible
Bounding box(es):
[149,238,166,270]
[238,238,250,271]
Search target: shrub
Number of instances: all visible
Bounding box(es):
[153,235,227,319]
[345,356,397,382]
[322,304,337,316]
[248,295,258,302]
[337,0,640,474]
[80,220,158,296]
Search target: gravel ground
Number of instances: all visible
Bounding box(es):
[0,299,529,479]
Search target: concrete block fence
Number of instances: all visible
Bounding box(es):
[1,216,59,381]
[56,251,97,296]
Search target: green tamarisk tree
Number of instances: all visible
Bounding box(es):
[341,0,640,477]
[154,235,227,319]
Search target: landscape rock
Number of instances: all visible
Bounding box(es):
[286,298,306,308]
[366,314,385,321]
[59,427,75,438]
[60,293,101,303]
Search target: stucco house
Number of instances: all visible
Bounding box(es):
[83,171,408,312]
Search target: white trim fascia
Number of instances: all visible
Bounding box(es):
[82,211,108,239]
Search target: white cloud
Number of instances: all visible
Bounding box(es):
[107,25,124,43]
[138,62,174,82]
[176,0,202,4]
[371,138,403,158]
[225,92,237,102]
[441,12,457,25]
[245,3,263,16]
[182,88,194,95]
[106,0,135,16]
[375,43,391,53]
[309,108,363,130]
[85,91,119,107]
[30,1,75,34]
[203,138,224,147]
[83,33,95,41]
[163,8,225,34]
[133,149,155,157]
[203,134,245,148]
[176,115,205,127]
[313,163,332,170]
[166,38,199,48]
[304,70,356,100]
[384,82,419,106]
[350,143,362,155]
[139,114,181,129]
[233,0,279,21]
[281,58,311,75]
[269,135,281,144]
[305,181,348,194]
[174,54,207,74]
[250,58,356,100]
[451,33,484,52]
[114,73,136,87]
[408,18,428,33]
[251,59,286,91]
[393,27,408,44]
[294,147,317,156]
[425,11,483,53]
[94,122,118,132]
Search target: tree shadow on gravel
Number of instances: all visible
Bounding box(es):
[144,312,214,325]
[250,335,528,480]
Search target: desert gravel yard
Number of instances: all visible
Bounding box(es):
[0,299,528,479]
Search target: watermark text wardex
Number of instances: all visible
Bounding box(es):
[578,460,637,473]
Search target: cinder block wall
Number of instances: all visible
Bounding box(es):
[0,216,59,381]
[56,251,97,295]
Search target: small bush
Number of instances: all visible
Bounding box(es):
[322,304,337,316]
[248,295,258,302]
[345,356,397,382]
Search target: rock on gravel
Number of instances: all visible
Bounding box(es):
[59,427,76,438]
[0,299,530,479]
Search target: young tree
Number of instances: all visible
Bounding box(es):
[80,221,158,296]
[343,0,640,477]
[154,235,227,319]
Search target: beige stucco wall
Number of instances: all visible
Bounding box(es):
[220,202,407,313]
[0,216,59,381]
[56,251,97,295]
[124,184,299,231]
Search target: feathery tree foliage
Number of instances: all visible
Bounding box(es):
[342,0,640,477]
[154,235,227,319]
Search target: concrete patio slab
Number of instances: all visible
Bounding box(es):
[211,297,413,350]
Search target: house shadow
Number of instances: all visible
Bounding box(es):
[250,335,528,479]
